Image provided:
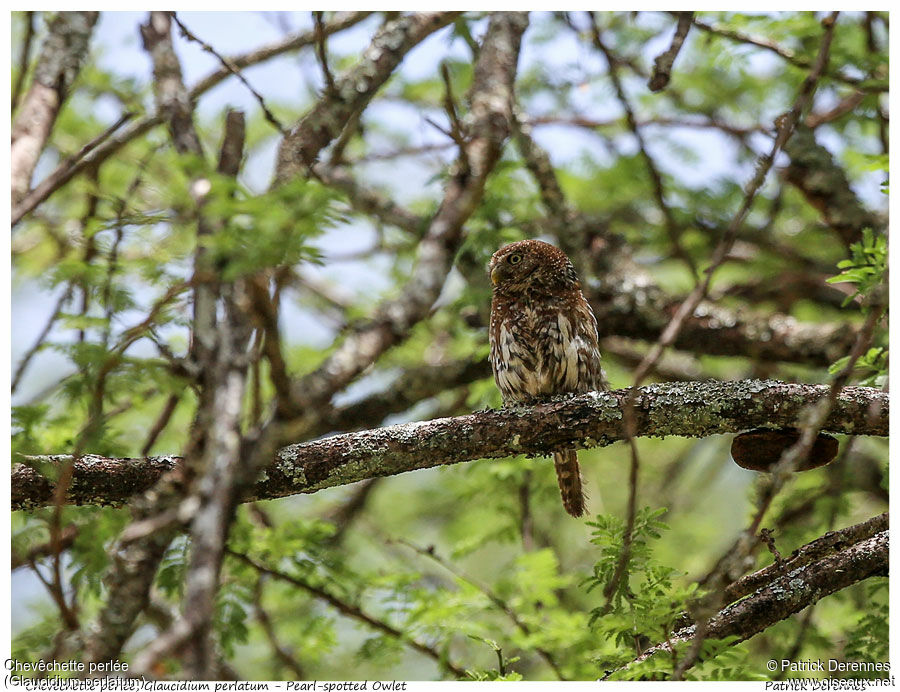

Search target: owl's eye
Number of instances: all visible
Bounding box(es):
[508,253,523,265]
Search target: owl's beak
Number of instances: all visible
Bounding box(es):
[490,266,500,285]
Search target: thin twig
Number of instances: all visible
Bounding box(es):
[12,112,135,226]
[325,478,381,545]
[690,14,882,91]
[253,577,307,678]
[532,113,768,142]
[226,549,467,679]
[247,276,295,417]
[606,10,841,620]
[140,394,181,457]
[170,12,287,135]
[327,109,362,166]
[313,11,337,96]
[397,539,567,680]
[249,329,264,427]
[12,285,72,393]
[518,469,534,552]
[439,63,467,146]
[12,525,78,571]
[28,559,78,630]
[589,16,696,277]
[170,13,287,136]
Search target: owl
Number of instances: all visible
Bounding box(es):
[489,239,608,517]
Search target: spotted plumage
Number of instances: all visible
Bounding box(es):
[489,239,608,517]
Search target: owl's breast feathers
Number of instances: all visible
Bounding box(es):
[490,289,605,403]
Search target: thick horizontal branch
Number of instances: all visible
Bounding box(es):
[588,246,857,367]
[11,380,887,510]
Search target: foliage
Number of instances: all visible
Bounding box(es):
[842,579,889,668]
[10,9,888,682]
[826,228,888,308]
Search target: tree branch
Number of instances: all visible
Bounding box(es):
[282,12,528,427]
[274,11,462,180]
[605,521,888,679]
[11,11,36,114]
[11,11,99,206]
[782,124,884,249]
[11,112,135,226]
[721,511,887,606]
[13,12,373,225]
[188,12,374,98]
[648,12,693,92]
[12,380,888,510]
[590,17,696,276]
[170,13,287,135]
[690,15,886,92]
[226,549,467,679]
[315,161,855,368]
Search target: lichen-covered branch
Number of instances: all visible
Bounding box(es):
[12,380,888,511]
[721,511,887,606]
[588,244,856,367]
[606,520,888,679]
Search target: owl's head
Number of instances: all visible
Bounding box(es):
[489,239,578,294]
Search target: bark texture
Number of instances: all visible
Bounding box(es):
[11,11,98,205]
[607,514,889,679]
[12,380,888,510]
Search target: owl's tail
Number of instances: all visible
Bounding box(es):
[553,449,586,518]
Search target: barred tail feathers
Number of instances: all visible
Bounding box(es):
[553,449,586,518]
